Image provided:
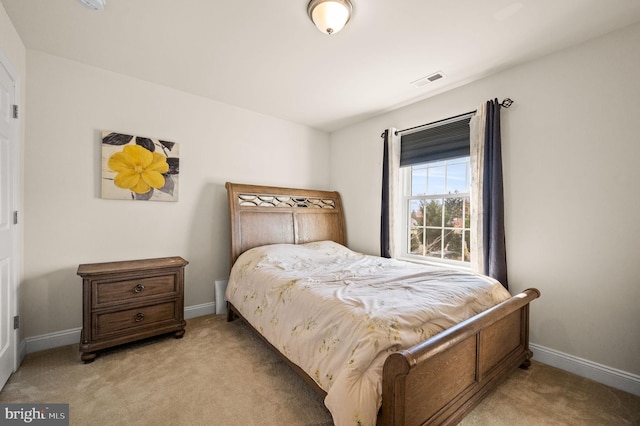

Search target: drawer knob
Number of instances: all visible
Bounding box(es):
[133,283,145,293]
[134,313,145,322]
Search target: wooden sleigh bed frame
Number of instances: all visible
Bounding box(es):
[225,182,540,426]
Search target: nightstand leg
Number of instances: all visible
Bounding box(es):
[81,352,97,364]
[174,329,185,339]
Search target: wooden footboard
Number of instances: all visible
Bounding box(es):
[379,288,540,426]
[227,288,539,426]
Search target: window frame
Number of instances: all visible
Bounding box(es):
[399,157,472,270]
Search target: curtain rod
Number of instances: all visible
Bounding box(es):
[380,98,514,138]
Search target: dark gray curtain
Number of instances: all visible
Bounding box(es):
[380,129,391,258]
[482,99,508,289]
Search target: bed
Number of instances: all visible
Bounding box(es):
[224,182,540,426]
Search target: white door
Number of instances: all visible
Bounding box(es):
[0,56,19,389]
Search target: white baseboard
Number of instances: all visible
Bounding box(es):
[24,303,218,355]
[530,343,640,397]
[184,302,216,319]
[25,327,82,354]
[18,338,27,365]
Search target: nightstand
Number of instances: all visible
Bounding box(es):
[77,256,188,363]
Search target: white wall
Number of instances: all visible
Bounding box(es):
[21,50,331,338]
[0,3,24,73]
[331,23,640,377]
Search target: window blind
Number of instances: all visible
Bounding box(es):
[400,115,472,167]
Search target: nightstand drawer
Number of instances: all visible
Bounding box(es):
[95,301,177,338]
[94,275,177,307]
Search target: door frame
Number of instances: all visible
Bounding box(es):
[0,46,22,381]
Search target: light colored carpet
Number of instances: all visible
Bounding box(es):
[1,315,638,425]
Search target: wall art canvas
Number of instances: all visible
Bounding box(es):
[101,131,179,201]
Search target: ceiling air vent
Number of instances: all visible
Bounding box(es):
[411,72,445,88]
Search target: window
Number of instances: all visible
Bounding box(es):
[402,157,471,265]
[397,113,473,267]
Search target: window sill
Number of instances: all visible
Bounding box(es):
[398,255,472,273]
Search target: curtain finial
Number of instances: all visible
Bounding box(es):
[500,98,513,108]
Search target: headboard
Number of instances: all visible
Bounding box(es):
[225,182,347,266]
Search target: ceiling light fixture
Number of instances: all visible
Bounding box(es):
[77,0,106,11]
[307,0,353,35]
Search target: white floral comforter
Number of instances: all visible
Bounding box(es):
[226,241,511,426]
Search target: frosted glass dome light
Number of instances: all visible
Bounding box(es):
[307,0,353,35]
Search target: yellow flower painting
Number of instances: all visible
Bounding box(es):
[101,131,179,201]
